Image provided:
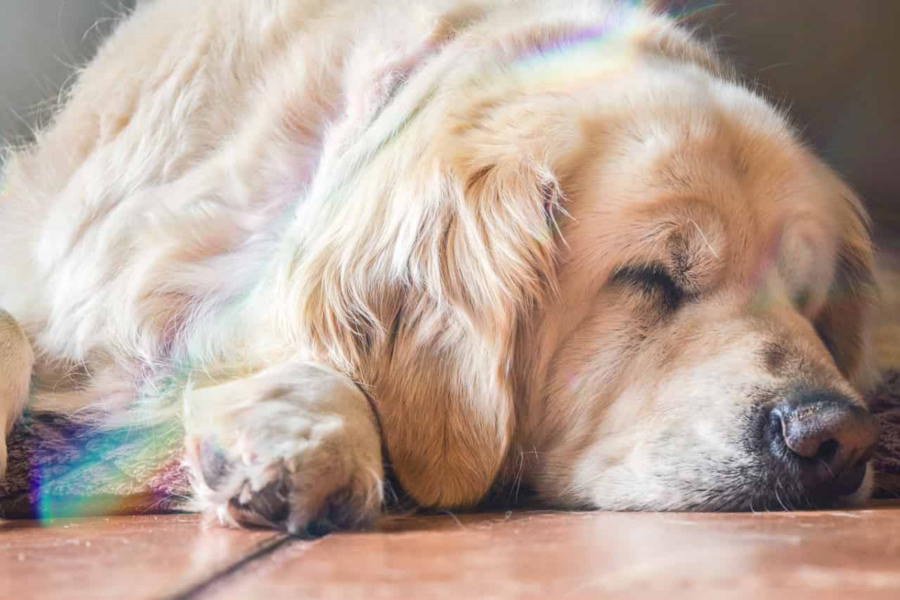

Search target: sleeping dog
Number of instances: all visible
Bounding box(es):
[0,0,879,533]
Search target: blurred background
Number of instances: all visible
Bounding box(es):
[1,0,897,238]
[664,0,900,242]
[0,1,135,153]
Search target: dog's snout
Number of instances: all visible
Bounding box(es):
[768,392,879,498]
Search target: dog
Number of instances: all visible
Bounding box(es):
[0,0,881,534]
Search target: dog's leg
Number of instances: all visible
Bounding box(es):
[183,361,384,536]
[0,309,34,478]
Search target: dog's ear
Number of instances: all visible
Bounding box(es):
[814,188,880,393]
[373,159,564,507]
[286,144,564,506]
[428,160,563,357]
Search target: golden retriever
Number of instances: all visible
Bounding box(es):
[0,0,880,534]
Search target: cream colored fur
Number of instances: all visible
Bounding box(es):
[0,0,878,530]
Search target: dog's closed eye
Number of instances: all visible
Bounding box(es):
[611,263,686,312]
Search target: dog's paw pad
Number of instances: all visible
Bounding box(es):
[190,435,382,536]
[227,470,291,528]
[284,486,380,537]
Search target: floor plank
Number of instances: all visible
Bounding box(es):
[5,506,900,599]
[208,505,900,600]
[0,514,283,600]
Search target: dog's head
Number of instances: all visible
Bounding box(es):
[293,9,879,511]
[509,61,880,512]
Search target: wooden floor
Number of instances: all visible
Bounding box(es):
[3,504,900,600]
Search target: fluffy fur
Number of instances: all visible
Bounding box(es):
[0,0,879,532]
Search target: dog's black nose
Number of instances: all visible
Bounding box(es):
[769,392,879,498]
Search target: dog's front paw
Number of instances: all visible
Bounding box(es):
[184,366,384,536]
[192,430,383,536]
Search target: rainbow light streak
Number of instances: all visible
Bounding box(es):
[28,414,184,523]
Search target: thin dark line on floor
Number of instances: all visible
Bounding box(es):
[165,534,293,600]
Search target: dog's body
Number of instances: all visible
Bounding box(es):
[0,0,880,533]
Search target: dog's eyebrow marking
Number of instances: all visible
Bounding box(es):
[761,341,789,376]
